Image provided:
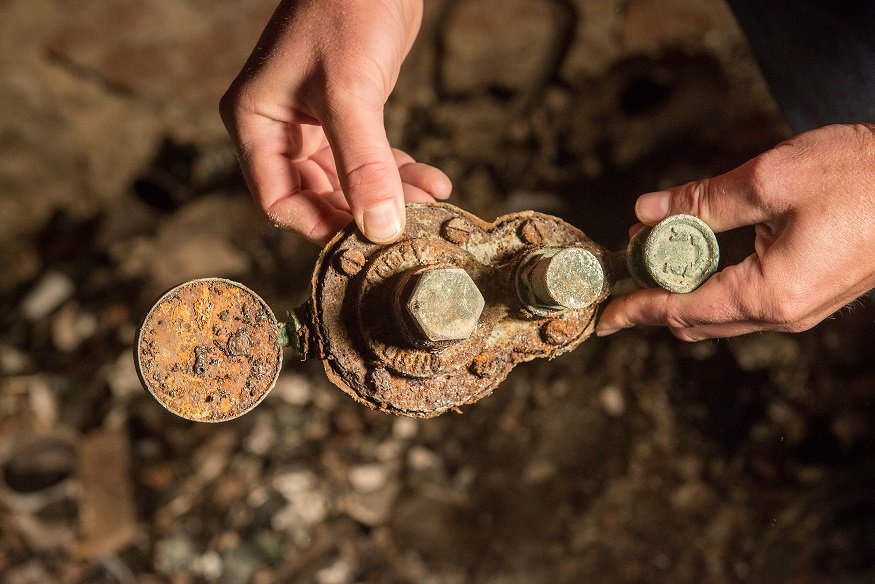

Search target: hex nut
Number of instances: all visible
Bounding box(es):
[405,268,485,342]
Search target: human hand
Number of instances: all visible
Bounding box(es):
[598,124,875,341]
[220,0,451,245]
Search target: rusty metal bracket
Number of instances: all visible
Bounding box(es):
[136,203,718,420]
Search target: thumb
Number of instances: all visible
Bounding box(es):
[634,160,773,232]
[321,97,405,244]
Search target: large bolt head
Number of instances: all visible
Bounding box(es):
[643,214,719,293]
[406,268,485,342]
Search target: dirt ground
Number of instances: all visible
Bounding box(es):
[1,1,874,582]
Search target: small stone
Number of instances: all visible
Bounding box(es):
[193,551,223,581]
[316,558,355,584]
[105,351,142,398]
[599,385,626,417]
[407,446,442,472]
[729,333,799,371]
[392,417,419,440]
[21,271,75,320]
[243,412,276,456]
[341,482,398,527]
[155,533,197,575]
[273,470,318,500]
[52,303,98,352]
[671,481,717,515]
[28,376,58,429]
[0,344,30,375]
[272,373,312,406]
[348,463,389,493]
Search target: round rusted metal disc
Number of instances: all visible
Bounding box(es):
[136,278,283,422]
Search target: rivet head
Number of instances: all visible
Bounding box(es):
[336,248,367,277]
[366,367,394,403]
[519,219,548,246]
[542,319,575,346]
[441,217,475,244]
[469,350,500,378]
[406,268,485,342]
[643,214,719,293]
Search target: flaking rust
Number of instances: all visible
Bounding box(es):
[310,203,609,418]
[136,278,282,422]
[136,203,719,421]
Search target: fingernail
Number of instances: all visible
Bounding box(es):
[636,191,671,223]
[362,200,402,243]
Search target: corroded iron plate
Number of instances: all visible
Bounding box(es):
[136,278,282,422]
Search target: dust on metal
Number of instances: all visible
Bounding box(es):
[643,214,719,293]
[312,203,603,418]
[405,267,485,342]
[136,278,282,422]
[517,247,605,311]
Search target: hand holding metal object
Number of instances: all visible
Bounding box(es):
[136,203,719,420]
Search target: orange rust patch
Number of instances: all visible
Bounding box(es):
[136,278,282,422]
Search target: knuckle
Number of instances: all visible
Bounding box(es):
[346,159,392,191]
[759,283,810,328]
[673,180,709,217]
[848,122,875,148]
[746,149,782,205]
[219,84,255,128]
[663,304,696,329]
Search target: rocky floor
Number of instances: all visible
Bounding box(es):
[1,1,874,582]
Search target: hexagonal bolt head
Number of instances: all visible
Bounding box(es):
[520,247,605,310]
[626,214,719,293]
[405,268,485,342]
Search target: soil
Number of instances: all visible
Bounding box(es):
[1,1,874,583]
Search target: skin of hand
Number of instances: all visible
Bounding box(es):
[220,0,451,245]
[597,123,875,341]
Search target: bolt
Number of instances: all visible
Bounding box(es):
[626,214,719,293]
[405,267,485,342]
[517,247,605,311]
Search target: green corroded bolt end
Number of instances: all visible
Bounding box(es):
[627,214,720,293]
[406,267,485,342]
[279,307,308,357]
[521,247,605,311]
